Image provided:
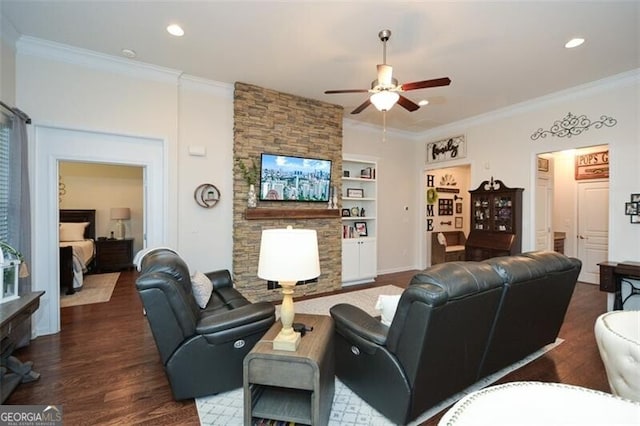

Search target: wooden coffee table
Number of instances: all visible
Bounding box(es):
[243,313,334,425]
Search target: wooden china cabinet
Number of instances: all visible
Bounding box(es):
[465,178,523,261]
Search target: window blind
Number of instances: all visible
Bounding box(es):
[0,112,11,242]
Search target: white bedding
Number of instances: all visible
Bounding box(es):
[60,239,95,289]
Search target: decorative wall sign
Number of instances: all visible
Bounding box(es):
[436,187,460,194]
[575,150,609,180]
[426,135,466,164]
[531,112,617,140]
[537,157,549,172]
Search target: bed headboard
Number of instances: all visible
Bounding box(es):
[59,209,96,240]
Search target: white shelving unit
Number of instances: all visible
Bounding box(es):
[341,156,377,286]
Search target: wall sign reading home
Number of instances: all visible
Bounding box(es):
[259,153,332,202]
[426,135,466,164]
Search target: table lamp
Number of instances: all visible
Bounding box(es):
[110,207,130,240]
[258,226,320,351]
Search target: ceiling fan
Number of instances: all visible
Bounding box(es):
[324,29,451,114]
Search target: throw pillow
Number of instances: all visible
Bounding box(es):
[375,294,401,326]
[437,232,447,246]
[59,222,89,242]
[191,271,213,309]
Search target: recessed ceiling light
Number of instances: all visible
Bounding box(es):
[418,99,429,106]
[167,24,184,37]
[565,38,585,48]
[121,48,136,58]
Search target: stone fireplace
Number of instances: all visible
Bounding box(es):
[233,82,343,302]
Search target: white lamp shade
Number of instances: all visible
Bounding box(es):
[370,91,399,111]
[258,227,320,282]
[110,207,131,220]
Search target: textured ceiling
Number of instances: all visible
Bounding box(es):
[2,1,638,133]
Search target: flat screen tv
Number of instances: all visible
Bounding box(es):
[259,153,332,202]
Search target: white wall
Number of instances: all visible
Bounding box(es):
[12,36,640,302]
[343,121,420,274]
[16,37,234,275]
[0,14,17,104]
[419,71,640,267]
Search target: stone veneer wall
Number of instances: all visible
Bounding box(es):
[233,82,343,302]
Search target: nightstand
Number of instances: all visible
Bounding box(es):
[94,238,134,273]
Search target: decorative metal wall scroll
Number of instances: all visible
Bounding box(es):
[530,112,617,140]
[194,183,221,208]
[426,135,466,163]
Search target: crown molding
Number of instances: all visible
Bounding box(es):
[420,68,640,140]
[16,36,182,84]
[179,74,233,98]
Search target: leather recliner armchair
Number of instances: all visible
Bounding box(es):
[136,249,275,400]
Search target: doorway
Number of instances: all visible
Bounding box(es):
[33,125,167,336]
[536,145,609,285]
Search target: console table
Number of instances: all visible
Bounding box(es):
[0,291,44,403]
[598,261,640,310]
[243,314,334,425]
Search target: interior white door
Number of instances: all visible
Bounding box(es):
[535,176,552,251]
[577,180,609,284]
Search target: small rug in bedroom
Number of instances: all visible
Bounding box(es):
[60,272,120,307]
[196,284,563,425]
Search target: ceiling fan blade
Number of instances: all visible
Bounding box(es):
[325,89,369,94]
[351,99,371,114]
[400,77,451,91]
[397,95,420,112]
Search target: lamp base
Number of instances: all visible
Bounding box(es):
[272,329,301,351]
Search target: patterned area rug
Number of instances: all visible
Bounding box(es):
[60,272,120,307]
[196,285,563,425]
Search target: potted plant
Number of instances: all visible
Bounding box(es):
[236,158,259,208]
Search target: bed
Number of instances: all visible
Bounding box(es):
[59,209,96,295]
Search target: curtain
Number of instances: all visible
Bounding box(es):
[8,107,31,294]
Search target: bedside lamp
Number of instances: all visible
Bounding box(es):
[258,226,320,351]
[110,207,130,240]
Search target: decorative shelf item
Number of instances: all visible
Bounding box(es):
[245,209,340,220]
[194,183,221,208]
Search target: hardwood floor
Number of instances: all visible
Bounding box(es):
[7,270,609,425]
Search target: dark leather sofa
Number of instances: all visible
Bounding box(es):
[330,251,581,424]
[136,249,275,400]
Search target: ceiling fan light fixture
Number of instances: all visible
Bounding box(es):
[371,91,399,111]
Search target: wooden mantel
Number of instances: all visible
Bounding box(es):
[245,208,340,220]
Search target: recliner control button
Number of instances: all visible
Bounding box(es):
[351,346,360,355]
[234,340,245,349]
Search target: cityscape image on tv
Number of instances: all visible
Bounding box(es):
[260,154,332,202]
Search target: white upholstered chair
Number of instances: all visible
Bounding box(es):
[594,310,640,402]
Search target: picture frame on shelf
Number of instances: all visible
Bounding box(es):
[350,207,360,217]
[347,188,364,198]
[360,167,372,179]
[341,208,351,217]
[354,221,368,237]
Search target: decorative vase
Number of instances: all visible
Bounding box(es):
[247,184,257,208]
